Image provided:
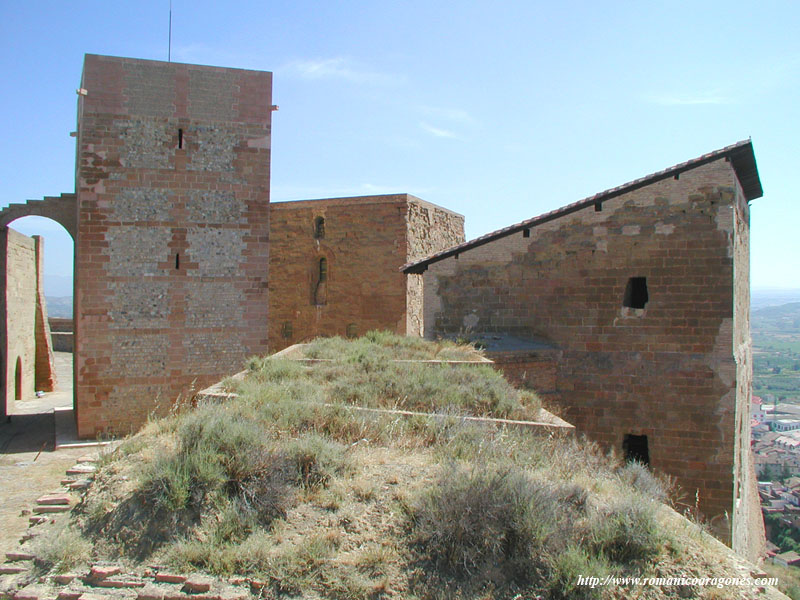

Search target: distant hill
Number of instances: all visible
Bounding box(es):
[752,289,800,310]
[753,302,800,335]
[46,296,72,319]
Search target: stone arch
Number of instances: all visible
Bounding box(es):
[0,194,77,240]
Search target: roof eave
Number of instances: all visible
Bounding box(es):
[402,140,763,274]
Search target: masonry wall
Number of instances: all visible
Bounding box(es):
[422,159,750,545]
[268,195,463,352]
[730,179,766,561]
[33,236,56,393]
[406,199,465,337]
[2,229,38,415]
[75,55,272,437]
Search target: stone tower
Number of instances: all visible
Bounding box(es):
[74,55,272,437]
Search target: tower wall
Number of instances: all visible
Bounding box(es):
[75,55,272,436]
[421,159,756,549]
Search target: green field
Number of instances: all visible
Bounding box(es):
[752,301,800,403]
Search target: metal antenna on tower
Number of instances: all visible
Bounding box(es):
[168,0,173,62]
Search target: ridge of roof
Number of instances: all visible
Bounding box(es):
[402,139,762,274]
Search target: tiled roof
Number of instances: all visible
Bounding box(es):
[402,139,762,274]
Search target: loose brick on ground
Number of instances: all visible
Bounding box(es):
[153,574,186,584]
[35,495,70,506]
[5,553,34,562]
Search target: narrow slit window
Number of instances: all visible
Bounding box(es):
[178,128,184,149]
[14,357,22,401]
[175,253,180,270]
[313,258,328,306]
[314,216,325,239]
[623,277,648,309]
[319,257,327,282]
[623,434,650,466]
[594,202,602,212]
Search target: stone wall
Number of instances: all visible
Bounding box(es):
[74,55,272,437]
[49,318,74,353]
[405,199,464,337]
[33,236,56,393]
[421,159,755,548]
[730,178,766,561]
[2,230,39,416]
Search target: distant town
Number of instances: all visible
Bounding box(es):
[751,293,800,567]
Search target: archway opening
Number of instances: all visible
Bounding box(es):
[4,215,74,414]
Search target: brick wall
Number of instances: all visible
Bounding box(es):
[2,229,38,415]
[730,179,766,561]
[422,159,754,547]
[268,195,462,351]
[75,55,272,437]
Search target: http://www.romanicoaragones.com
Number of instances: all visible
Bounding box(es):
[576,575,779,590]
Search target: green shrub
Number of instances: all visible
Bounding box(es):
[33,522,92,573]
[268,533,340,594]
[546,546,606,600]
[285,434,348,488]
[410,462,558,580]
[618,460,671,503]
[589,496,662,562]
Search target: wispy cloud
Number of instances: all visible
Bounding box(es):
[280,58,401,86]
[420,122,459,139]
[643,91,731,106]
[419,106,477,125]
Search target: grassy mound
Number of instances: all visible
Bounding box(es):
[240,331,541,421]
[303,330,480,361]
[35,334,764,599]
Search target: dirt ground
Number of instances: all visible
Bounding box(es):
[0,352,94,559]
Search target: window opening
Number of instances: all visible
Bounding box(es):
[313,257,328,305]
[622,434,649,465]
[178,128,184,149]
[346,323,358,338]
[282,322,293,339]
[623,277,648,309]
[314,216,325,240]
[522,229,530,238]
[594,202,602,212]
[319,258,327,282]
[14,357,22,401]
[175,253,180,270]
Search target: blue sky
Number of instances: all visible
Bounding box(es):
[1,1,797,293]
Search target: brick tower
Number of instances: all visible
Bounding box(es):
[75,55,272,437]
